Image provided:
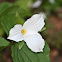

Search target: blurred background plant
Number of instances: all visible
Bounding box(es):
[0,0,62,62]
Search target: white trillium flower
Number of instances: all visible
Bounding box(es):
[7,14,45,52]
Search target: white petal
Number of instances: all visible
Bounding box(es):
[23,14,45,33]
[7,24,23,42]
[24,33,45,52]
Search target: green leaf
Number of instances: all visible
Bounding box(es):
[0,2,12,16]
[19,41,24,49]
[14,0,32,18]
[15,0,29,9]
[0,25,4,36]
[12,42,50,62]
[16,12,25,25]
[1,13,16,36]
[0,37,10,47]
[43,42,50,55]
[1,6,17,35]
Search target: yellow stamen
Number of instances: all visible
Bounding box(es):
[21,29,27,35]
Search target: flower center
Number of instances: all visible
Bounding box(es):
[21,29,27,35]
